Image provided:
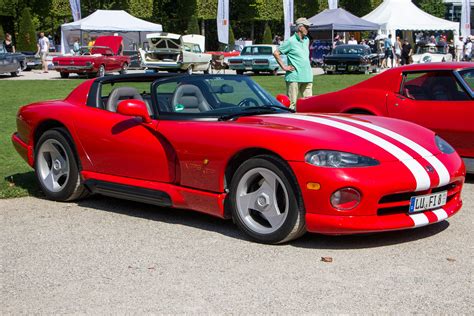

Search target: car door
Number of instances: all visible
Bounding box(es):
[72,82,175,183]
[386,70,474,157]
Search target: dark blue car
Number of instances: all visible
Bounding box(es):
[0,44,26,77]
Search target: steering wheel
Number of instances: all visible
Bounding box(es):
[237,97,259,107]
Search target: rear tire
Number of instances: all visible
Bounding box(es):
[272,68,279,76]
[236,70,244,75]
[187,66,193,75]
[34,128,89,201]
[203,63,211,74]
[229,155,306,244]
[11,65,20,77]
[60,72,69,79]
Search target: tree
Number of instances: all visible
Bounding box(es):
[339,0,374,17]
[262,23,272,44]
[17,7,37,51]
[187,15,200,34]
[0,24,4,40]
[417,0,446,18]
[295,0,320,19]
[129,0,153,19]
[229,24,235,48]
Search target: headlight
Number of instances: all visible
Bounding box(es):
[435,135,455,154]
[305,150,379,168]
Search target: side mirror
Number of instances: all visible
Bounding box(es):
[117,99,152,124]
[276,94,291,108]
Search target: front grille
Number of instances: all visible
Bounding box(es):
[377,182,461,216]
[229,59,242,64]
[254,59,269,64]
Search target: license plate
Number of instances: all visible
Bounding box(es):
[409,191,447,213]
[27,62,36,66]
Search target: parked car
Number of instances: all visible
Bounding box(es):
[228,45,285,75]
[21,51,41,71]
[139,33,211,74]
[0,45,26,77]
[52,36,130,78]
[412,43,452,63]
[323,44,380,74]
[298,63,474,173]
[12,73,465,243]
[206,45,240,69]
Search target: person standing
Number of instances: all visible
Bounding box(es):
[401,39,412,65]
[382,34,394,68]
[455,36,465,62]
[348,35,357,45]
[36,32,50,73]
[394,36,402,67]
[273,17,313,111]
[4,33,15,53]
[464,37,473,61]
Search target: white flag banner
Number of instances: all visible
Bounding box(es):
[283,0,294,40]
[217,0,229,44]
[328,0,338,10]
[461,0,471,38]
[69,0,81,21]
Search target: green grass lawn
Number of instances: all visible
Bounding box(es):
[0,74,370,199]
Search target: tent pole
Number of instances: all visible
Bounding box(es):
[80,30,83,46]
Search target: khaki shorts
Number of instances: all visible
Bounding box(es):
[286,82,313,111]
[41,52,48,62]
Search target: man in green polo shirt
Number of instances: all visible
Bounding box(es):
[273,17,313,111]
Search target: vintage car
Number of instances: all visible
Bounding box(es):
[206,45,240,69]
[323,44,380,74]
[412,43,453,64]
[139,33,212,74]
[298,63,474,173]
[228,45,285,75]
[52,36,130,78]
[0,45,26,77]
[12,73,465,244]
[310,40,332,67]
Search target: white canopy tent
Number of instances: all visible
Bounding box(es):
[61,10,163,54]
[363,0,460,40]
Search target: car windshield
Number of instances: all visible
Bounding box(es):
[459,68,474,93]
[416,45,447,54]
[240,46,273,55]
[0,45,5,54]
[152,75,288,118]
[334,46,365,55]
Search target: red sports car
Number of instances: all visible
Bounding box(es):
[297,63,474,173]
[12,74,465,244]
[53,36,130,78]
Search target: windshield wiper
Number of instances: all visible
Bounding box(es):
[218,105,294,121]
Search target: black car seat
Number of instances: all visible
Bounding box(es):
[171,84,211,113]
[106,87,149,113]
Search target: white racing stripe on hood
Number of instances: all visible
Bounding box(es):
[324,115,450,187]
[272,114,431,191]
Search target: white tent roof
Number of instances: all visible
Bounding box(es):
[363,0,459,33]
[62,10,162,32]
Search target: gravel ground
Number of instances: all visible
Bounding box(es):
[0,67,325,80]
[1,176,473,314]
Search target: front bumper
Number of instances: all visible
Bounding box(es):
[324,63,370,73]
[289,156,465,235]
[12,132,34,167]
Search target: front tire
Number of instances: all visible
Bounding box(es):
[119,62,128,75]
[35,128,88,201]
[11,65,20,77]
[97,64,105,77]
[236,70,244,75]
[229,155,306,244]
[60,72,69,79]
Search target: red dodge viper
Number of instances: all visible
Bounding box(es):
[297,63,474,173]
[12,74,465,243]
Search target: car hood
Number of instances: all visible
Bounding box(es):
[231,113,442,163]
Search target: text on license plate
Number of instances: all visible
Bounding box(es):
[409,191,447,213]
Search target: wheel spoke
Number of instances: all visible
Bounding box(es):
[43,169,58,191]
[260,204,284,228]
[238,190,259,214]
[259,169,277,194]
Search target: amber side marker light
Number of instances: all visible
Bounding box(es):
[307,182,321,190]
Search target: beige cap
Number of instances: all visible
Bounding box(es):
[295,17,311,26]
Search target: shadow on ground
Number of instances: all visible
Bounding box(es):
[73,194,448,250]
[4,171,42,197]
